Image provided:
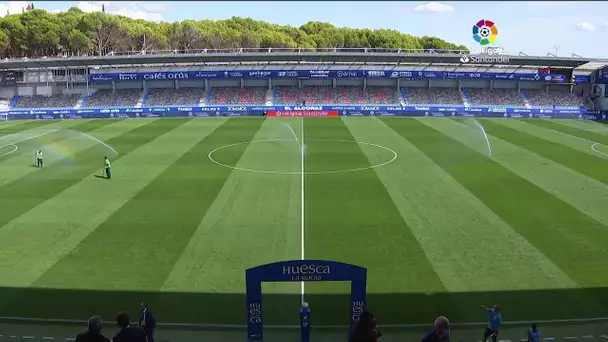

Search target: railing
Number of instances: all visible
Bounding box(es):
[3,48,472,61]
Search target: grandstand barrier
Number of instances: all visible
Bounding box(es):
[90,70,589,84]
[245,260,367,341]
[2,106,605,120]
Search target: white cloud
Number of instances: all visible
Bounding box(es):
[141,3,168,13]
[413,2,455,13]
[576,21,596,31]
[51,9,62,13]
[112,8,162,21]
[77,1,163,22]
[77,1,103,12]
[0,1,32,16]
[603,22,608,28]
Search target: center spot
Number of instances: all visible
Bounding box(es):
[208,138,397,175]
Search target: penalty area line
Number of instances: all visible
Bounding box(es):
[0,130,58,157]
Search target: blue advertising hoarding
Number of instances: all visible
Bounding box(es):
[90,70,578,83]
[5,106,603,119]
[4,105,602,121]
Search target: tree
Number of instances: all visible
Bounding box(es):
[67,29,90,55]
[0,10,464,57]
[78,12,121,56]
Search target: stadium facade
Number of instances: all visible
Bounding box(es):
[0,49,607,121]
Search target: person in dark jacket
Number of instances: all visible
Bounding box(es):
[421,316,451,342]
[348,311,382,342]
[527,323,541,342]
[113,312,146,342]
[76,315,110,342]
[139,301,157,342]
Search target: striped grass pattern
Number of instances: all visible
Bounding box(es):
[0,117,608,326]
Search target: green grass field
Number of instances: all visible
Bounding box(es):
[1,117,608,328]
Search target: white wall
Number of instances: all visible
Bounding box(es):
[0,87,15,99]
[271,79,298,87]
[366,79,396,87]
[116,82,143,90]
[243,79,267,87]
[461,80,490,88]
[208,79,240,87]
[336,79,363,87]
[427,80,458,88]
[36,86,52,96]
[493,81,518,89]
[302,79,332,87]
[146,80,174,89]
[17,86,33,96]
[179,80,205,88]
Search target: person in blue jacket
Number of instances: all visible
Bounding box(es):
[481,304,502,342]
[527,323,541,342]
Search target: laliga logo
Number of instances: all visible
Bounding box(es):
[473,19,498,46]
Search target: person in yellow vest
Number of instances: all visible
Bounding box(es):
[104,156,112,179]
[35,150,43,168]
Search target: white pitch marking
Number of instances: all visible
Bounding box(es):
[22,336,34,340]
[282,120,306,301]
[299,118,305,303]
[0,130,57,157]
[0,144,17,157]
[42,338,55,340]
[591,143,608,157]
[565,337,578,340]
[535,125,608,158]
[544,338,556,341]
[208,138,398,175]
[582,336,594,339]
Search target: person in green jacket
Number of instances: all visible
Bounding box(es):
[104,156,112,179]
[35,150,43,168]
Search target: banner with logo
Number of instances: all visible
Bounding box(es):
[89,70,575,83]
[267,110,339,117]
[245,260,367,341]
[6,105,594,116]
[4,106,603,121]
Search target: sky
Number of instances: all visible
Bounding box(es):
[0,1,607,58]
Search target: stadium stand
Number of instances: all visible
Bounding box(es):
[145,88,205,107]
[465,88,526,107]
[13,94,81,109]
[403,87,464,105]
[6,87,589,110]
[524,89,585,108]
[84,89,142,108]
[274,87,398,105]
[208,87,266,105]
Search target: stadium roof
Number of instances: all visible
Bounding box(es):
[0,48,604,70]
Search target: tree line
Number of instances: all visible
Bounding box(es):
[0,8,469,58]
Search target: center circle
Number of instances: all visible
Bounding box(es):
[207,138,398,175]
[0,144,18,157]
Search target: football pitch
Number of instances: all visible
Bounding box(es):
[1,117,608,328]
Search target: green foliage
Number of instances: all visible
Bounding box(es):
[0,11,468,57]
